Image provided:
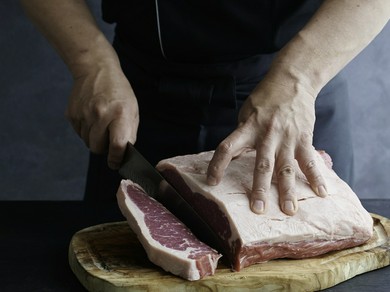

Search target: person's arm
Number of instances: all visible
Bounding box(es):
[207,0,390,215]
[20,0,139,169]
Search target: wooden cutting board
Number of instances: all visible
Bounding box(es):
[69,213,390,292]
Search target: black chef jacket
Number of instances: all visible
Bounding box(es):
[101,0,323,62]
[84,0,354,202]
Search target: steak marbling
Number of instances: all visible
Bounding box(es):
[117,180,222,280]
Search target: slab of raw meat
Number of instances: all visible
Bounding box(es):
[117,180,222,280]
[156,150,373,271]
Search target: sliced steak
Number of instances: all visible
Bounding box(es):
[117,180,222,281]
[156,150,373,271]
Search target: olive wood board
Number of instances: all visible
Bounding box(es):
[68,213,390,292]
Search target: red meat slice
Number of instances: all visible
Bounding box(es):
[117,180,222,280]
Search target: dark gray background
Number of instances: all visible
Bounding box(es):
[1,1,389,200]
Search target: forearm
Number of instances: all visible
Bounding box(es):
[268,0,390,96]
[20,0,120,78]
[21,0,139,168]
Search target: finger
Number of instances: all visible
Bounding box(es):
[296,140,328,198]
[107,118,136,170]
[207,127,251,186]
[275,148,298,216]
[88,123,109,154]
[84,98,109,154]
[87,106,111,154]
[250,138,275,214]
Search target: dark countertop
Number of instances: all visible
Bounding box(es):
[1,200,389,292]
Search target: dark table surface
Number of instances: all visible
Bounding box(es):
[1,199,389,292]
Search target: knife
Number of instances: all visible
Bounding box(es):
[119,142,224,253]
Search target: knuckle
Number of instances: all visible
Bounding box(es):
[89,100,107,119]
[88,98,127,120]
[278,164,295,178]
[208,164,218,173]
[112,103,126,116]
[252,187,268,198]
[217,140,234,155]
[303,160,325,185]
[311,174,324,185]
[255,158,273,174]
[207,164,223,177]
[305,159,317,172]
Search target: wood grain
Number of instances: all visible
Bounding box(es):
[69,214,390,292]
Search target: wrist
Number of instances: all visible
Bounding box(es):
[67,34,121,79]
[263,59,320,99]
[268,30,335,98]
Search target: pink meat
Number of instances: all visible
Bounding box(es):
[117,180,222,281]
[156,149,373,271]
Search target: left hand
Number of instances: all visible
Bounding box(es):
[206,77,328,216]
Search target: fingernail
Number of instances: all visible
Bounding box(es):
[317,185,328,197]
[252,200,264,214]
[284,200,294,212]
[207,175,217,186]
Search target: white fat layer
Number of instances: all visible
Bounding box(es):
[156,151,373,246]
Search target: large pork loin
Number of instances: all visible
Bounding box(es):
[156,150,374,271]
[117,180,222,281]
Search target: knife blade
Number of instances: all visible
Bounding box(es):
[119,142,167,200]
[119,142,224,252]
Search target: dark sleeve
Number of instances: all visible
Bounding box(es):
[274,0,324,49]
[101,0,135,24]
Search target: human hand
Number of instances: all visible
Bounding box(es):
[206,77,327,216]
[65,64,139,169]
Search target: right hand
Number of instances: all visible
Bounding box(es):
[65,63,139,169]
